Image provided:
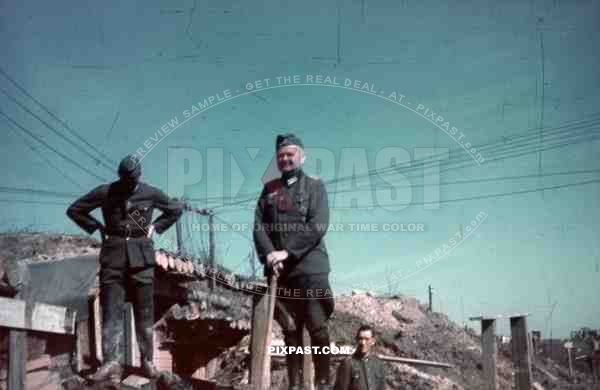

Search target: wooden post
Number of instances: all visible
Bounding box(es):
[176,219,184,257]
[2,295,77,390]
[92,293,103,363]
[564,342,574,378]
[302,326,314,390]
[567,348,573,378]
[510,315,532,390]
[250,284,270,388]
[261,275,278,387]
[208,213,215,290]
[8,327,26,390]
[527,332,534,364]
[481,319,498,390]
[75,319,88,373]
[7,290,25,390]
[428,285,432,312]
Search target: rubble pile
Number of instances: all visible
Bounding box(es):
[0,233,597,389]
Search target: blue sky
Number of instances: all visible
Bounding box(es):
[1,0,600,338]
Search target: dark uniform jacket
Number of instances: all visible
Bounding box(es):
[334,352,386,390]
[253,169,330,280]
[67,181,183,269]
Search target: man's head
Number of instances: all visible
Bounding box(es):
[275,133,305,173]
[118,154,142,189]
[355,324,376,356]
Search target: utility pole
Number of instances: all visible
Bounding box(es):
[208,212,215,291]
[536,15,546,200]
[548,301,557,360]
[176,198,185,258]
[428,285,433,312]
[184,202,215,287]
[461,296,466,342]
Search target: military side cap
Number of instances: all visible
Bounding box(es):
[276,133,304,150]
[118,154,142,178]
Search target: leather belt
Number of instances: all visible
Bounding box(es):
[105,226,147,239]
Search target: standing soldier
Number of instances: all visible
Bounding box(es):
[334,325,385,390]
[253,133,334,389]
[67,154,183,382]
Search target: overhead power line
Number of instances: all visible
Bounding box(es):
[216,129,600,211]
[190,113,600,209]
[0,66,116,168]
[0,87,115,173]
[0,109,110,183]
[6,122,88,191]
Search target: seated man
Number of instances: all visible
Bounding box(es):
[334,325,385,390]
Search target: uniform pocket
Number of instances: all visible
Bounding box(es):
[141,239,156,267]
[99,238,126,268]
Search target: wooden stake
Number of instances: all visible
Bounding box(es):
[302,326,314,390]
[510,315,532,390]
[7,328,26,390]
[481,318,498,390]
[261,274,278,388]
[249,281,275,390]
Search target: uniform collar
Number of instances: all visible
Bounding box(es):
[354,350,371,361]
[115,179,142,194]
[281,168,304,187]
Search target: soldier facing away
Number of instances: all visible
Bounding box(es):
[253,133,335,389]
[334,325,386,390]
[66,154,183,382]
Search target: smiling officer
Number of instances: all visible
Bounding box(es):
[253,133,334,389]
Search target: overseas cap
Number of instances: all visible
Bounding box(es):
[276,133,304,150]
[118,154,142,178]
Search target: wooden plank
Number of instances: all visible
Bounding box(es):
[0,297,76,335]
[510,315,532,390]
[469,313,530,322]
[375,355,454,368]
[7,329,26,390]
[302,326,314,390]
[0,355,51,380]
[532,362,558,382]
[250,290,270,387]
[268,352,454,368]
[481,319,498,390]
